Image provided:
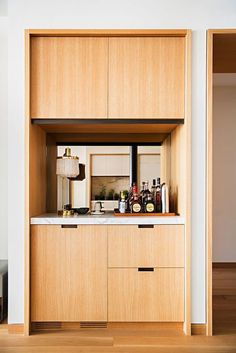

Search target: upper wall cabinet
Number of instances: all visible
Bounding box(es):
[108,37,185,119]
[30,37,108,118]
[29,32,187,120]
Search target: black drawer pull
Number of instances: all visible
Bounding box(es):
[61,225,78,229]
[138,225,154,229]
[138,267,154,272]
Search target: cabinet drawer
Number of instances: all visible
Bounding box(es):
[108,268,184,322]
[108,225,184,268]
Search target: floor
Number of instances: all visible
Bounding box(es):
[0,267,235,353]
[213,266,236,335]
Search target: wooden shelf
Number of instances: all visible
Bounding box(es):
[32,119,184,134]
[114,210,176,217]
[32,119,183,144]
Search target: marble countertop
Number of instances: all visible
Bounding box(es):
[31,212,185,225]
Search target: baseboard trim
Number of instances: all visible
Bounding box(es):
[8,324,24,334]
[213,262,236,268]
[191,324,206,335]
[9,322,205,335]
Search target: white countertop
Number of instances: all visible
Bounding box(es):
[31,212,185,225]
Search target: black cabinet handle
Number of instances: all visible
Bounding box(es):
[138,225,154,229]
[138,267,154,272]
[61,225,78,229]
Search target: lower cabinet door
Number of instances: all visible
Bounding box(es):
[108,268,184,322]
[31,225,107,322]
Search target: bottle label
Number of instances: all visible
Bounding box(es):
[146,203,155,213]
[132,203,141,213]
[119,201,126,214]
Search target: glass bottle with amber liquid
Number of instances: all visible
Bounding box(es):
[156,177,162,213]
[130,183,142,213]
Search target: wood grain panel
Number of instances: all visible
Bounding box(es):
[8,324,25,334]
[46,135,57,212]
[31,225,107,322]
[29,124,47,217]
[30,37,108,118]
[170,125,187,216]
[108,268,184,322]
[108,225,184,268]
[206,29,214,337]
[161,135,171,186]
[33,122,179,134]
[28,29,188,37]
[109,37,185,119]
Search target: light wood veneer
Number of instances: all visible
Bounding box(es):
[108,37,185,119]
[31,37,108,118]
[108,268,184,322]
[108,225,184,268]
[31,225,107,322]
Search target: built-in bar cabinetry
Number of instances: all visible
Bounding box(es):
[26,29,191,335]
[31,224,184,323]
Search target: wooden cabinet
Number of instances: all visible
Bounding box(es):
[108,268,184,322]
[108,225,185,322]
[108,225,184,268]
[31,223,185,324]
[30,35,186,120]
[31,225,107,321]
[30,37,108,118]
[108,37,185,119]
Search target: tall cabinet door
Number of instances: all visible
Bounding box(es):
[31,225,107,322]
[108,37,185,119]
[30,37,108,119]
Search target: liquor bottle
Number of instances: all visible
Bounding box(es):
[142,182,150,204]
[127,182,138,212]
[144,193,155,213]
[140,181,145,197]
[151,179,157,202]
[161,183,169,214]
[125,185,133,212]
[119,191,126,214]
[130,192,142,213]
[156,177,162,213]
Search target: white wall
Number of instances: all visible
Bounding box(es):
[0,12,8,259]
[7,0,236,324]
[213,85,236,262]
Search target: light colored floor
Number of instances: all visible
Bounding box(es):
[0,267,235,353]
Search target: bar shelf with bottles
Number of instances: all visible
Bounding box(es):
[114,179,176,217]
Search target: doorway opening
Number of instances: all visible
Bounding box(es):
[207,30,236,336]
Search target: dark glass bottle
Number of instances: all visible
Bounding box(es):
[140,181,145,198]
[151,179,157,203]
[130,192,142,213]
[144,193,155,213]
[125,185,133,212]
[142,182,150,204]
[156,177,162,213]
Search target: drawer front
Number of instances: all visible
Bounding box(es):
[108,225,184,268]
[108,268,184,322]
